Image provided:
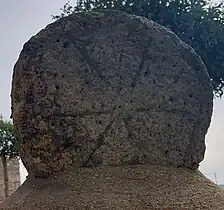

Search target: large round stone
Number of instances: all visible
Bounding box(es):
[11,10,213,177]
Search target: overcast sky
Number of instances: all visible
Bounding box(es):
[0,0,224,184]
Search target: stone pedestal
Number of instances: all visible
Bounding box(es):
[2,165,224,209]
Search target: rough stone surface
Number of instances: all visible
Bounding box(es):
[3,10,223,210]
[1,165,224,209]
[0,158,20,202]
[11,10,213,178]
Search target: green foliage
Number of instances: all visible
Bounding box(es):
[0,115,19,159]
[53,0,224,97]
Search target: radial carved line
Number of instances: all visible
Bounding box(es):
[123,117,137,140]
[53,110,112,117]
[73,40,112,88]
[81,117,115,167]
[123,117,145,154]
[131,38,152,90]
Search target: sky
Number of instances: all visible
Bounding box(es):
[0,0,224,184]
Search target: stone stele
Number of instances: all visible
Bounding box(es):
[1,10,224,209]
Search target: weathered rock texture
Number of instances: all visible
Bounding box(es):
[1,165,224,209]
[0,158,20,203]
[2,10,223,209]
[11,10,212,178]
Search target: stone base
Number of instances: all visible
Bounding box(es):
[1,165,224,209]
